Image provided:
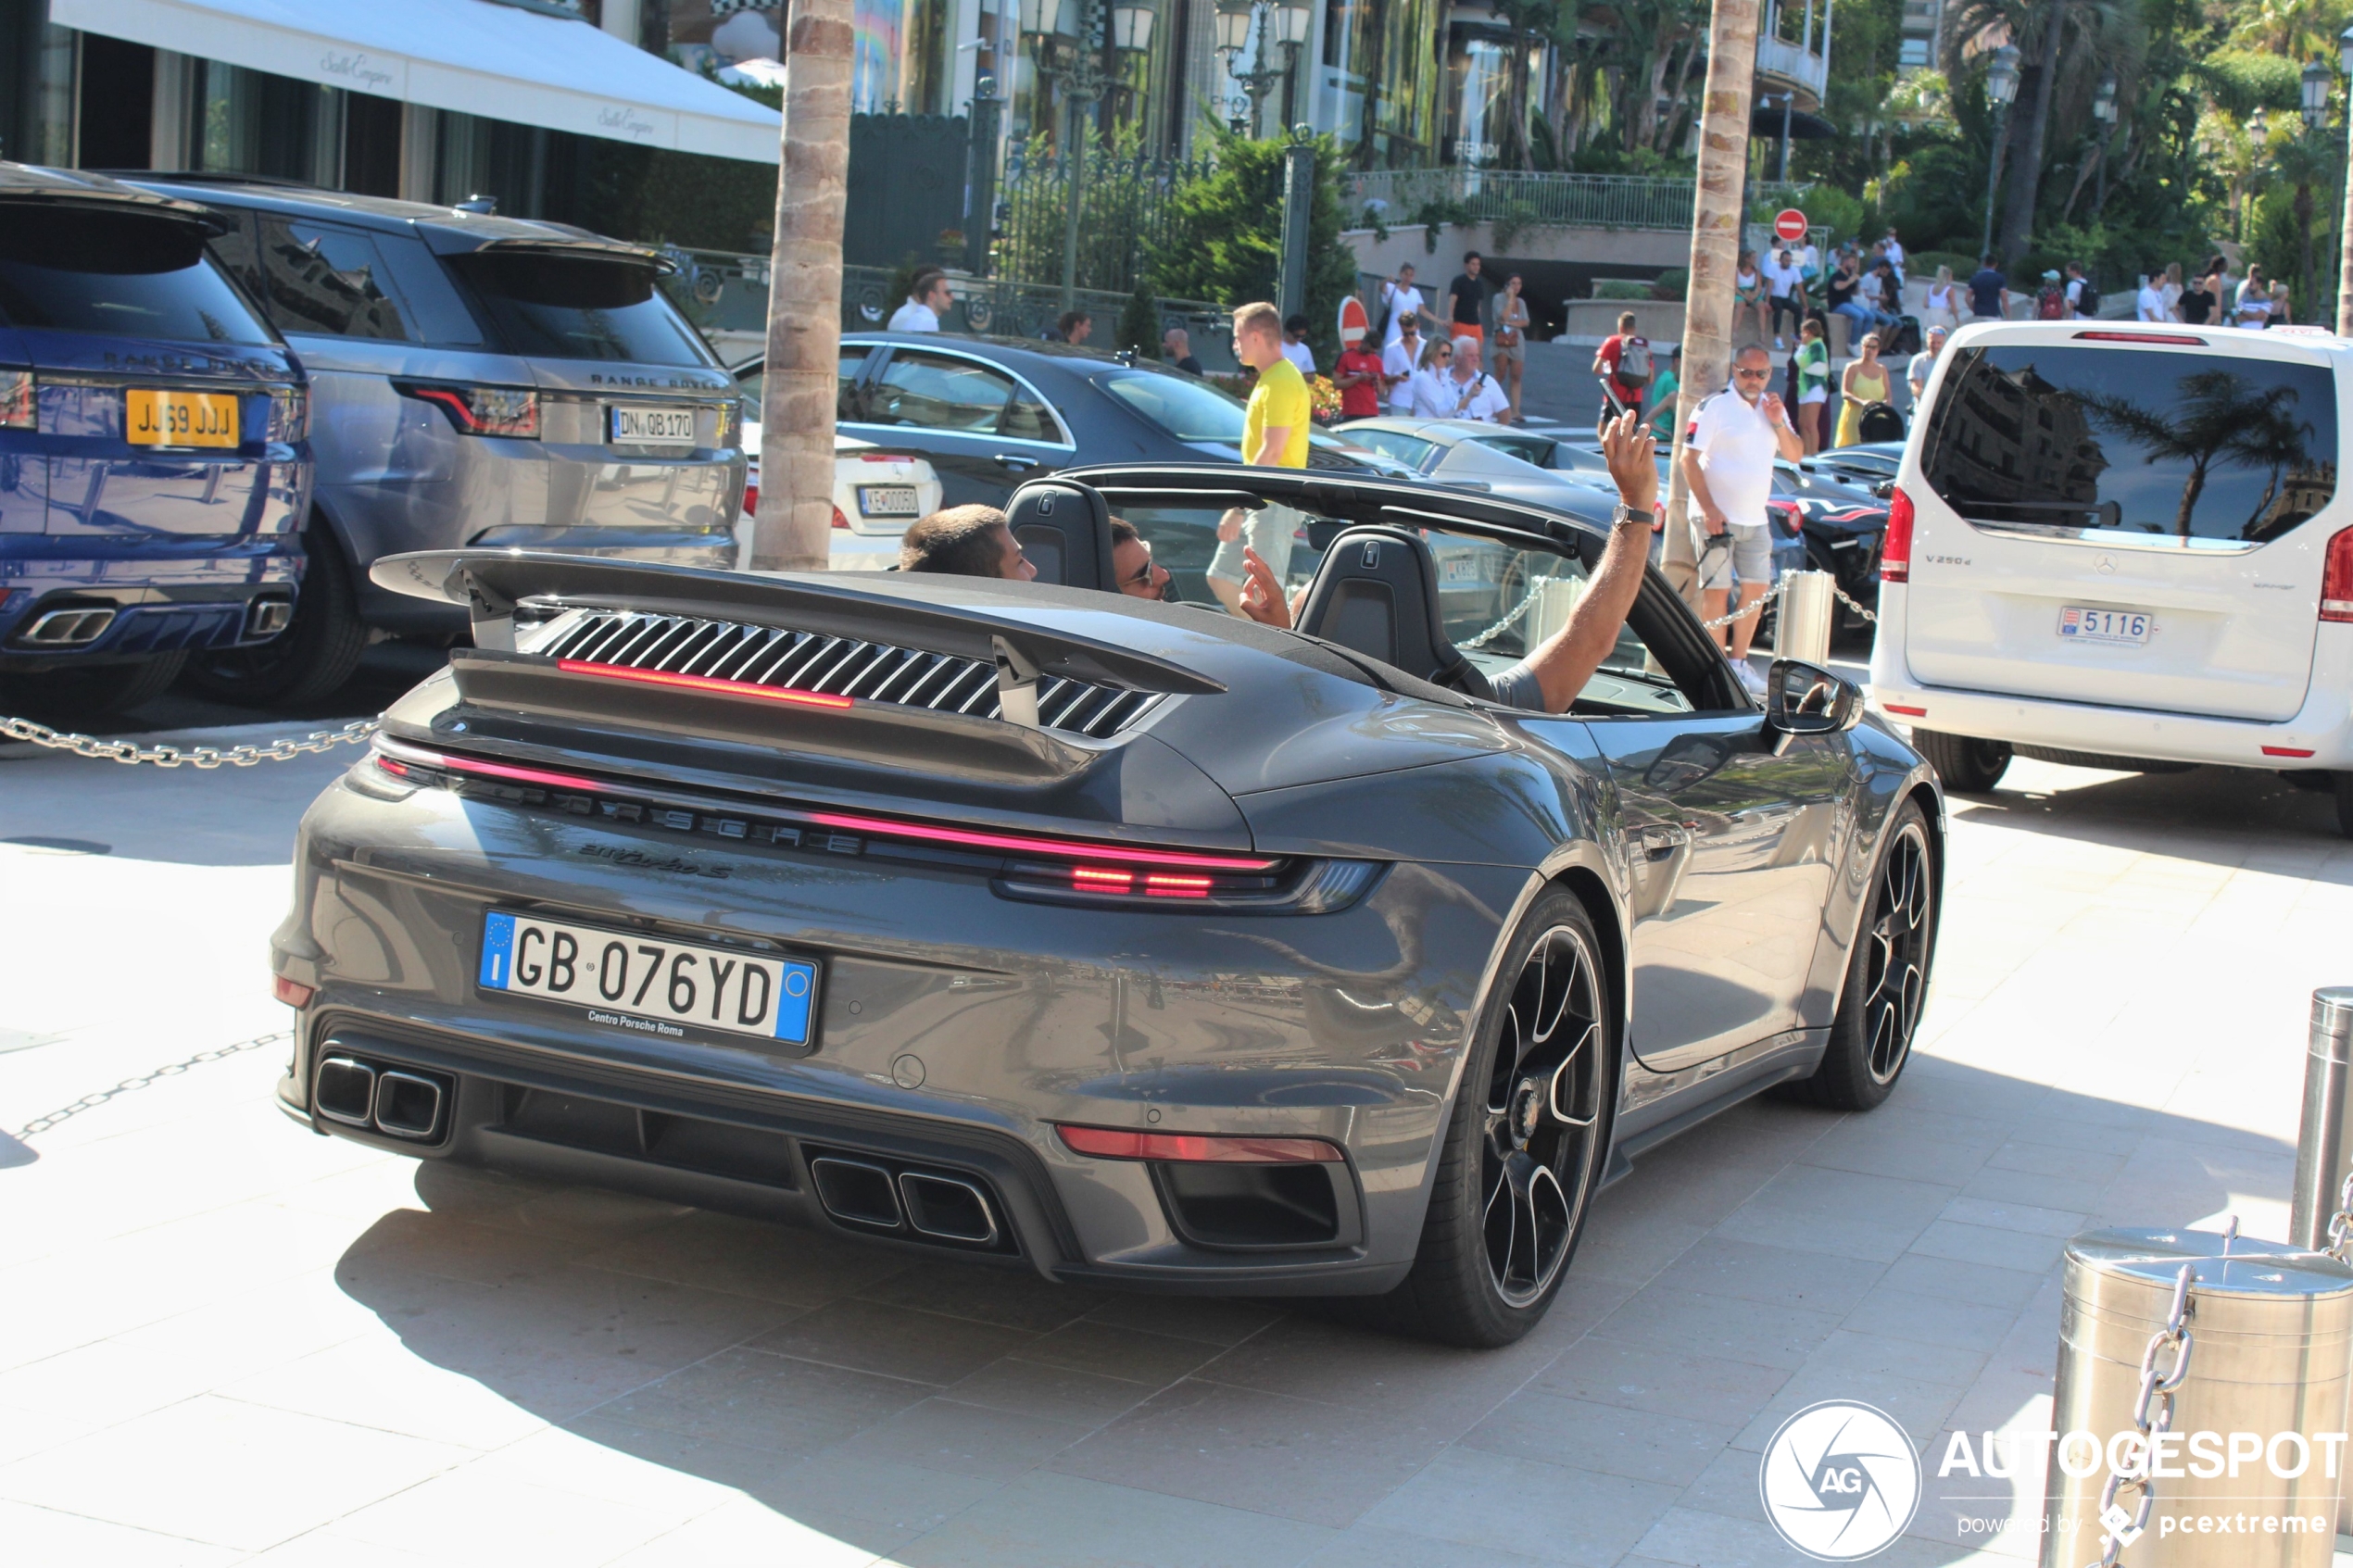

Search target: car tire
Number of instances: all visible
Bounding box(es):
[1782,799,1935,1111]
[181,527,368,708]
[1374,890,1615,1348]
[2334,774,2353,839]
[1912,728,2010,794]
[0,650,187,720]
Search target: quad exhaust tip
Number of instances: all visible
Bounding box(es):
[245,597,294,638]
[311,1048,449,1143]
[20,607,116,646]
[809,1155,1002,1248]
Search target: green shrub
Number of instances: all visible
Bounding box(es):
[1651,269,1689,301]
[1592,278,1654,300]
[1118,284,1162,357]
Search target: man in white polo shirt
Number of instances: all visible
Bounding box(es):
[1680,342,1803,692]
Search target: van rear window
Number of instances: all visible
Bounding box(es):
[1921,345,2336,544]
[0,207,274,345]
[445,251,714,366]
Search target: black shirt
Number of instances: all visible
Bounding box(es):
[1174,354,1203,375]
[1968,267,2007,317]
[1447,273,1487,327]
[1826,271,1858,309]
[2179,284,2213,326]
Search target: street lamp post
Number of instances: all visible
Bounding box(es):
[1021,0,1157,311]
[1979,43,2020,262]
[2337,28,2353,334]
[1214,0,1311,136]
[2089,70,2116,213]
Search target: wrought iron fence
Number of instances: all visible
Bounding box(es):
[660,250,1237,370]
[1346,169,1705,232]
[994,138,1214,297]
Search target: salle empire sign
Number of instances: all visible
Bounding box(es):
[319,50,396,91]
[598,107,660,142]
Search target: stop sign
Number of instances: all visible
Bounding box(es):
[1773,208,1808,244]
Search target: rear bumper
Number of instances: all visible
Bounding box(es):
[1869,589,2353,769]
[0,570,301,670]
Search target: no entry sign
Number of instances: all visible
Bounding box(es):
[1772,208,1808,244]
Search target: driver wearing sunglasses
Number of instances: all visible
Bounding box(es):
[1110,517,1170,600]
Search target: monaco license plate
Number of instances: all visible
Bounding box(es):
[2057,606,2152,646]
[478,911,818,1047]
[610,404,698,446]
[126,388,239,448]
[858,484,920,517]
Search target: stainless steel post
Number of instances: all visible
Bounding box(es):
[2291,988,2353,1251]
[1772,569,1834,666]
[2040,1227,2353,1567]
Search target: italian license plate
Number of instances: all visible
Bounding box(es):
[2058,606,2151,646]
[858,484,919,517]
[126,388,238,448]
[609,404,698,446]
[478,911,818,1047]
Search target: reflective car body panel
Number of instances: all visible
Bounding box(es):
[271,468,1940,1299]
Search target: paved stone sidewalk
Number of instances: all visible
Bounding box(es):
[2,746,2349,1566]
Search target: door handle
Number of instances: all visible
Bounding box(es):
[993,453,1039,472]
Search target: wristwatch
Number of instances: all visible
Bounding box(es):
[1610,503,1649,530]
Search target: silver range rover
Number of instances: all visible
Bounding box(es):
[124,178,746,704]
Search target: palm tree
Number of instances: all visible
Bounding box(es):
[2080,370,2314,538]
[1661,0,1760,608]
[753,0,855,572]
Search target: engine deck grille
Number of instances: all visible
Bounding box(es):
[535,610,1159,739]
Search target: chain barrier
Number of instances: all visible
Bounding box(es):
[13,1030,290,1141]
[1458,593,1540,651]
[0,715,376,768]
[2324,1170,2353,1264]
[1698,577,1785,631]
[2089,1259,2196,1567]
[1831,581,1880,624]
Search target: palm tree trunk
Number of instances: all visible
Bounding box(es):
[1662,0,1761,609]
[753,0,854,572]
[1996,0,2066,264]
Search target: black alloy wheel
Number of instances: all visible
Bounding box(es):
[1375,890,1615,1348]
[182,525,368,708]
[1786,800,1936,1110]
[1480,922,1607,1308]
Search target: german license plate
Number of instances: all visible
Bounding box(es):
[2058,606,2151,646]
[478,911,818,1047]
[126,388,238,448]
[858,484,919,517]
[609,404,698,446]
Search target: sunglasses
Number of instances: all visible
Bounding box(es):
[1121,543,1159,588]
[1732,366,1770,379]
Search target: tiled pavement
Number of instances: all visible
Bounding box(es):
[3,743,2351,1565]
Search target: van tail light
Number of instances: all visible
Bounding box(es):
[2323,526,2353,622]
[1881,485,1914,583]
[0,369,34,429]
[394,382,540,439]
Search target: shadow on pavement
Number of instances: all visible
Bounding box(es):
[325,1053,2267,1560]
[1947,763,2347,867]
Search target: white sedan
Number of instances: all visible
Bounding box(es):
[736,370,944,572]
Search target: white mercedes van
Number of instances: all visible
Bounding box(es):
[1869,319,2352,832]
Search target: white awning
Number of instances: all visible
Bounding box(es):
[54,0,784,163]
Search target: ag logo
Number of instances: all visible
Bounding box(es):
[1758,1400,1920,1561]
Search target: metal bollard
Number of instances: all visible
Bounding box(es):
[1773,569,1835,666]
[2042,1227,2353,1567]
[2289,988,2353,1252]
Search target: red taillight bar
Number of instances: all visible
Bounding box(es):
[2074,330,2208,346]
[1881,485,1914,583]
[1056,1124,1345,1163]
[391,747,610,794]
[801,809,1278,872]
[2263,746,2317,758]
[2323,526,2353,623]
[558,659,856,709]
[1883,704,1927,717]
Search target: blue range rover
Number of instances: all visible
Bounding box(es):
[0,165,308,717]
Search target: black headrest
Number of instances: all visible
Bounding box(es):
[1004,478,1118,593]
[1294,525,1491,698]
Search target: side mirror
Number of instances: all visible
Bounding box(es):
[1870,480,1895,499]
[1765,658,1861,747]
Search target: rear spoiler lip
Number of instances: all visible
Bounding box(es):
[369,550,1228,696]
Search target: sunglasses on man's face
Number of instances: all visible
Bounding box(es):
[1121,545,1160,589]
[1733,365,1771,380]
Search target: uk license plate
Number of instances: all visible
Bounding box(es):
[859,484,919,517]
[609,404,698,446]
[478,911,818,1047]
[2058,606,2151,646]
[126,388,239,448]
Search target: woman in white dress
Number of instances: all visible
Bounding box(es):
[2160,262,2184,322]
[1920,266,1960,335]
[1405,336,1456,418]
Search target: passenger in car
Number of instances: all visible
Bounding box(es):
[1235,409,1659,715]
[898,505,1038,580]
[1109,518,1171,599]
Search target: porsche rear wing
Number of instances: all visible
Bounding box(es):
[371,550,1228,702]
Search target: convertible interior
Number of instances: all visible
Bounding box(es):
[1006,467,1748,721]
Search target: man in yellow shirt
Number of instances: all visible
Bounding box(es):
[1209,302,1309,611]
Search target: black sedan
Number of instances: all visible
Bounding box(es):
[1802,440,1906,491]
[734,334,1404,512]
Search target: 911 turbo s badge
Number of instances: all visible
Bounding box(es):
[574,843,733,878]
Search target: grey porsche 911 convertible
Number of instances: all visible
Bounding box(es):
[271,464,1942,1347]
